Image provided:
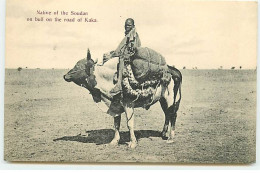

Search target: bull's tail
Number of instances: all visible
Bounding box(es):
[167,65,182,113]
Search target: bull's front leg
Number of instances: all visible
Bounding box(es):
[109,115,121,145]
[124,104,137,148]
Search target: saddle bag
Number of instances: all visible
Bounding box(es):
[130,47,170,82]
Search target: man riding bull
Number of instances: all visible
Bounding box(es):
[106,18,141,95]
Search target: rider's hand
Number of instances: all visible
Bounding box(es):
[103,53,111,63]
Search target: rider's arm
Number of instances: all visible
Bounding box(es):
[104,28,141,62]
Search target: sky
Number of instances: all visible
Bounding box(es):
[5,0,257,69]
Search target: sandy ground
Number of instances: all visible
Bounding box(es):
[4,69,256,164]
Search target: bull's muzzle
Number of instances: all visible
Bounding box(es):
[63,74,72,82]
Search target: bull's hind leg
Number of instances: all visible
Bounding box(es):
[109,115,121,146]
[124,103,137,148]
[159,98,170,140]
[160,78,181,143]
[167,105,178,143]
[161,66,181,143]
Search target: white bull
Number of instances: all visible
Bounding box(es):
[64,49,182,148]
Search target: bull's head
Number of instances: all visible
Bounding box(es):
[64,49,96,89]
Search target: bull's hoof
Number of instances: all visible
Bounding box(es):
[162,135,168,140]
[128,141,137,148]
[166,139,174,144]
[109,139,119,146]
[161,132,168,140]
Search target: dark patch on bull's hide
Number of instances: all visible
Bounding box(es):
[89,88,101,103]
[82,81,101,103]
[108,95,124,114]
[86,74,97,88]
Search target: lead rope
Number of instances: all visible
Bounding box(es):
[95,103,108,113]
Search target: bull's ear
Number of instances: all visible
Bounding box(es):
[87,49,91,60]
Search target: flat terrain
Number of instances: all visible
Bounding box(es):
[4,69,256,164]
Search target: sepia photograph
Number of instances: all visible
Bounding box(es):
[3,0,257,164]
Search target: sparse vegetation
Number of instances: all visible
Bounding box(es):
[218,66,223,70]
[17,67,22,72]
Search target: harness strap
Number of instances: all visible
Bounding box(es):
[89,66,94,75]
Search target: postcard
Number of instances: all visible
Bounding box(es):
[4,0,257,163]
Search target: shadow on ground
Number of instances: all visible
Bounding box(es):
[53,129,162,145]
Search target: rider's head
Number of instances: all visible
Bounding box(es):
[125,18,135,34]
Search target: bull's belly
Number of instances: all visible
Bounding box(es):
[131,78,174,109]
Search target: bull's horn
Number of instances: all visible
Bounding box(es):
[87,48,91,60]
